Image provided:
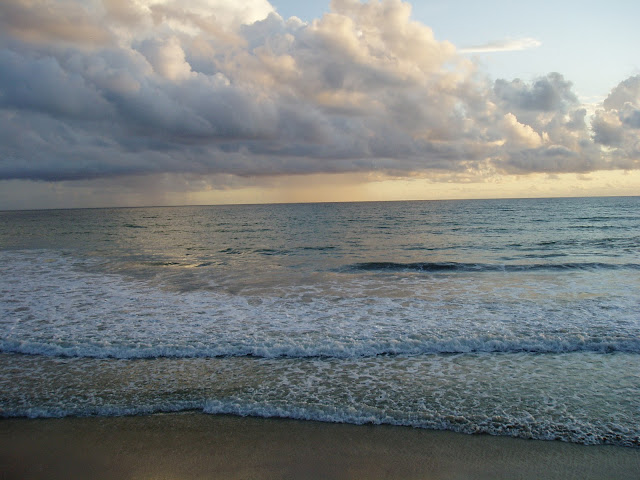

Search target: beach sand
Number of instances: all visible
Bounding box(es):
[1,412,639,479]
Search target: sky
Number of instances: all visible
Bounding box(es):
[0,0,639,209]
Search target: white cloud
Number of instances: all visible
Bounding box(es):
[138,36,194,81]
[501,113,544,148]
[136,0,275,28]
[460,37,541,54]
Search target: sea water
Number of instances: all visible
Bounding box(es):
[1,197,638,446]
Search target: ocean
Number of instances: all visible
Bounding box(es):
[1,197,639,447]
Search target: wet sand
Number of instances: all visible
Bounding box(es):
[1,412,639,479]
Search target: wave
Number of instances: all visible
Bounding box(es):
[2,399,637,448]
[3,335,639,360]
[348,261,640,273]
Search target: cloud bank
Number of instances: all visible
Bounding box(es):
[0,0,638,191]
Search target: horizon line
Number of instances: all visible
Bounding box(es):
[1,193,637,213]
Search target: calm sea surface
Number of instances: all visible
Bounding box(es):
[1,197,639,446]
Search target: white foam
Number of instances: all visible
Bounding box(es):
[2,352,638,447]
[2,251,640,359]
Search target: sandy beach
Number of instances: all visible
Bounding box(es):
[1,412,639,479]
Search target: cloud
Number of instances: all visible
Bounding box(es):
[591,75,640,163]
[0,0,112,47]
[0,0,638,191]
[141,0,276,27]
[460,37,541,54]
[494,73,578,113]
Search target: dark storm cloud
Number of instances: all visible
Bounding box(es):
[503,145,601,174]
[0,49,111,119]
[0,0,638,185]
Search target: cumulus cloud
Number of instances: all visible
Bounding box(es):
[591,75,640,163]
[494,73,578,113]
[0,0,638,188]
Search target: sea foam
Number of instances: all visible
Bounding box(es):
[2,250,639,359]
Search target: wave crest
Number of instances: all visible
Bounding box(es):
[348,261,640,273]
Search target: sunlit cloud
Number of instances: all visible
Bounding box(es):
[0,0,638,208]
[459,37,542,53]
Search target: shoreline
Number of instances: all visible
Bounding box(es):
[1,412,639,479]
